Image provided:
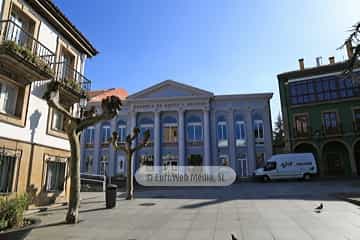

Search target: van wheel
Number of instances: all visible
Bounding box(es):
[303,173,311,181]
[263,175,270,182]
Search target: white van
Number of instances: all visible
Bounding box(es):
[253,153,317,182]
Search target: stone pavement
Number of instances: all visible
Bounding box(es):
[26,180,360,240]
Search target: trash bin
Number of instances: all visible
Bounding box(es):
[105,184,117,209]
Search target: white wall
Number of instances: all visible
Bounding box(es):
[0,0,4,19]
[38,21,57,53]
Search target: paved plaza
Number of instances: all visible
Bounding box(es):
[27,180,360,240]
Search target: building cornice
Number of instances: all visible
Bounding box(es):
[25,0,98,57]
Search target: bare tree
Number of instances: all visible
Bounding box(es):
[43,82,122,224]
[111,128,150,200]
[341,21,360,74]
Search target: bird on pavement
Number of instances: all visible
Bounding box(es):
[314,203,323,213]
[231,233,238,240]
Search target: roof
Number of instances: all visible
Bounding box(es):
[25,0,98,57]
[89,88,128,103]
[277,60,360,81]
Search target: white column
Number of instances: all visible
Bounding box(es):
[178,109,185,166]
[109,118,117,177]
[154,111,161,167]
[129,112,137,173]
[228,109,236,170]
[263,103,273,161]
[93,123,101,174]
[246,109,255,175]
[203,108,211,166]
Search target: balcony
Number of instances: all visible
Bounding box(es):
[0,20,55,83]
[53,61,91,105]
[293,127,312,139]
[322,124,343,136]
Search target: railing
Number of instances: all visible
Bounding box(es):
[0,20,55,68]
[322,124,343,136]
[80,173,106,192]
[293,127,312,138]
[54,61,91,93]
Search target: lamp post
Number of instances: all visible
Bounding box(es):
[79,95,88,119]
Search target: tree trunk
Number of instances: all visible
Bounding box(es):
[66,130,81,224]
[126,152,134,200]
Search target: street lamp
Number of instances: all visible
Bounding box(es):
[79,95,88,119]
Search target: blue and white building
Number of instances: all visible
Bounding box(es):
[80,80,273,177]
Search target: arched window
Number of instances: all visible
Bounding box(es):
[139,117,154,142]
[217,116,228,147]
[162,116,177,143]
[117,120,127,143]
[101,123,111,144]
[187,115,202,142]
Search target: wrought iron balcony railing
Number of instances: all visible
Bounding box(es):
[293,126,312,138]
[0,20,55,69]
[322,124,343,136]
[54,61,91,93]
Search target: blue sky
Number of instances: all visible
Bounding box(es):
[55,0,360,123]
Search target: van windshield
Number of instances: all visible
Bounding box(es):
[264,162,276,171]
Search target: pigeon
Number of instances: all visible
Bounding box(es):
[231,233,238,240]
[314,203,323,213]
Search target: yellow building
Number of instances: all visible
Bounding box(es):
[0,0,97,205]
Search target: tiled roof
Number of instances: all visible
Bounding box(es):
[88,88,128,103]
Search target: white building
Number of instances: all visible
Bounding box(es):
[0,0,97,205]
[81,80,273,178]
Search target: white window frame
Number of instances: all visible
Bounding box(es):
[101,125,111,144]
[85,127,95,145]
[187,122,203,142]
[235,121,247,146]
[118,124,127,143]
[217,121,228,147]
[163,123,178,143]
[237,153,248,177]
[0,80,18,116]
[254,120,264,144]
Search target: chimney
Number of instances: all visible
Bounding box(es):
[316,56,322,67]
[328,56,335,64]
[298,58,304,70]
[346,40,353,59]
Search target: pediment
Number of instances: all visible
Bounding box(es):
[127,80,213,99]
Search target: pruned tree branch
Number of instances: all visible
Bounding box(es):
[111,131,127,152]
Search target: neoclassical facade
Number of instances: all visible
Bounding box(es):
[81,80,273,178]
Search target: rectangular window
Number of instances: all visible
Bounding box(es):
[187,123,202,142]
[254,120,264,144]
[99,154,109,175]
[322,111,338,134]
[217,121,228,147]
[117,155,125,173]
[294,114,309,137]
[118,125,127,143]
[101,126,111,144]
[235,121,246,146]
[163,125,177,143]
[84,154,93,173]
[85,127,95,145]
[0,153,16,193]
[0,81,18,116]
[51,109,66,132]
[46,161,66,192]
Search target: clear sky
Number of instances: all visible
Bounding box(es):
[55,0,360,124]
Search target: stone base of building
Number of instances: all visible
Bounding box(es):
[0,137,70,206]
